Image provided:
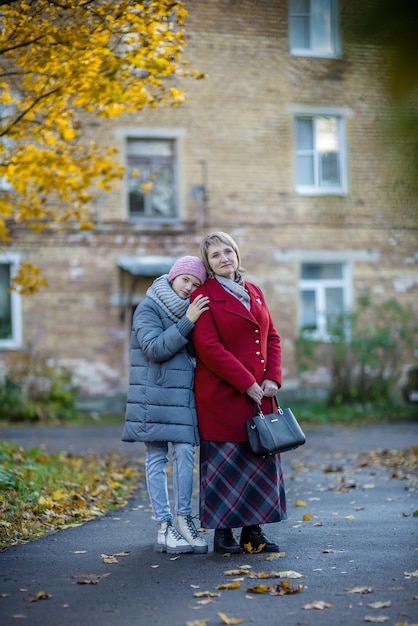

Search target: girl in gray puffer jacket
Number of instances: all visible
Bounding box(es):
[122,256,209,554]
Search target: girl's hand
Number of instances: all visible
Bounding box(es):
[186,295,210,323]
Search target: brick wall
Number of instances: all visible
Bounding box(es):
[1,0,417,404]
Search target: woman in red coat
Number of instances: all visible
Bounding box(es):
[191,232,287,554]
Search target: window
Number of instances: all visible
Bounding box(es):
[289,0,341,57]
[127,138,178,220]
[295,114,346,194]
[299,262,350,340]
[0,254,22,349]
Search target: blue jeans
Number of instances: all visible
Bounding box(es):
[145,442,195,524]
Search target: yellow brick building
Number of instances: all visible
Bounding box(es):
[1,1,417,406]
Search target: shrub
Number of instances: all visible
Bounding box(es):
[296,292,418,408]
[0,348,79,423]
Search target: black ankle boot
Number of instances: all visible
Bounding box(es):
[240,525,280,553]
[214,528,240,554]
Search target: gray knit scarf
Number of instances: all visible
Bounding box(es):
[146,274,189,322]
[216,274,251,311]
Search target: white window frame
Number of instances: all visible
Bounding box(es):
[299,259,352,341]
[294,108,348,195]
[289,0,341,58]
[115,128,184,223]
[0,253,22,349]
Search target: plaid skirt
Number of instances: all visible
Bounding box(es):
[199,441,287,529]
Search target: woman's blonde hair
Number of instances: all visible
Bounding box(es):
[200,231,244,277]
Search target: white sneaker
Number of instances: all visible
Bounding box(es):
[155,520,193,554]
[175,514,208,554]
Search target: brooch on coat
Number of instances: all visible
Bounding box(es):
[255,298,262,305]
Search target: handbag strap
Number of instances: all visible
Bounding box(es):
[255,394,283,418]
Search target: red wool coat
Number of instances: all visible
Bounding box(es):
[191,278,282,441]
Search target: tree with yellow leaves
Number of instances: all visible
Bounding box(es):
[0,0,203,293]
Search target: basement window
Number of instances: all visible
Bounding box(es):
[0,254,22,349]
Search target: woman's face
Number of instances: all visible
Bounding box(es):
[171,274,201,299]
[206,242,238,280]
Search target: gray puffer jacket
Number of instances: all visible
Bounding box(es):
[121,297,200,445]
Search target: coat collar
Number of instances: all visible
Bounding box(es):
[204,277,260,323]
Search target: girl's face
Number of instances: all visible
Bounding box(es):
[171,274,201,299]
[206,243,238,280]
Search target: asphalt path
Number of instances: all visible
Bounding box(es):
[0,420,417,626]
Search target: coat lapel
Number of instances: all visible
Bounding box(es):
[206,279,260,324]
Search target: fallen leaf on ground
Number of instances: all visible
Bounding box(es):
[270,581,304,595]
[303,600,332,610]
[265,552,286,559]
[218,612,245,625]
[102,555,118,563]
[194,599,213,606]
[193,591,220,598]
[186,620,210,626]
[24,590,50,603]
[242,541,265,553]
[101,552,130,563]
[76,579,99,585]
[347,587,373,594]
[294,500,307,507]
[248,570,303,579]
[404,570,418,579]
[246,584,272,594]
[216,582,241,590]
[364,616,389,622]
[367,601,391,609]
[73,573,110,585]
[247,571,270,579]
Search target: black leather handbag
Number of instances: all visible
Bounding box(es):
[246,397,306,457]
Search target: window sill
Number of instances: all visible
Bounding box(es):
[289,49,342,59]
[0,341,22,350]
[295,187,347,197]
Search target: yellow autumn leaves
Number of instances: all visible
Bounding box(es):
[0,1,204,292]
[0,442,143,550]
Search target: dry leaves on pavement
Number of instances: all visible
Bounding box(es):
[0,442,143,550]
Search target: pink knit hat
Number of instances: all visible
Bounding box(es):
[168,255,207,285]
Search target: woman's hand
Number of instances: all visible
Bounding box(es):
[186,295,210,323]
[246,382,264,404]
[261,379,279,398]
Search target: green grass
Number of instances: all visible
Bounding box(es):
[0,442,144,551]
[287,401,418,426]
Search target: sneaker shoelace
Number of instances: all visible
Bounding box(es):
[167,521,186,541]
[184,515,199,539]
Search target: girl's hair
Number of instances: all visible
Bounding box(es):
[200,231,244,277]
